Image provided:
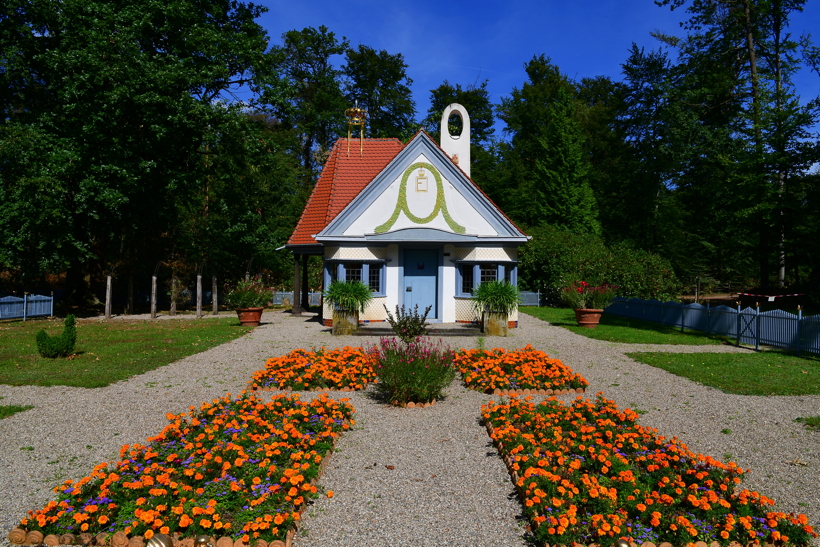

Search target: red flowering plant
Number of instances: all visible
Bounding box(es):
[249,346,377,391]
[483,394,816,547]
[560,281,617,310]
[19,392,355,544]
[454,344,588,393]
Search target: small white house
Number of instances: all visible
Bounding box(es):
[286,104,529,326]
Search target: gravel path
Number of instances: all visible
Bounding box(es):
[1,310,818,546]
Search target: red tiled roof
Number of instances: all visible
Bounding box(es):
[287,138,404,246]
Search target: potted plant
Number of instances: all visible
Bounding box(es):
[323,280,373,335]
[471,280,521,336]
[560,281,617,328]
[225,278,273,326]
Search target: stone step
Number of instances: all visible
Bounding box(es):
[352,325,482,337]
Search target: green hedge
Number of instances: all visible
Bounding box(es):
[518,225,680,303]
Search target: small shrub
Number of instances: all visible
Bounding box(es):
[35,315,76,358]
[371,337,455,405]
[383,304,431,343]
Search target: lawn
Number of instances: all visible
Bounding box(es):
[0,317,253,388]
[0,403,33,419]
[627,350,820,396]
[520,306,724,345]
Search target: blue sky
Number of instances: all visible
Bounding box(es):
[256,0,820,135]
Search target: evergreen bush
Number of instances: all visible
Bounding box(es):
[36,315,77,358]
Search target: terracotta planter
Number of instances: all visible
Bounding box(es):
[236,307,264,326]
[332,309,359,335]
[574,308,603,328]
[483,311,509,336]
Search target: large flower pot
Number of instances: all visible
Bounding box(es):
[332,309,359,335]
[574,308,603,328]
[483,311,509,336]
[236,307,264,326]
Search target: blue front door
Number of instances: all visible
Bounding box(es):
[403,249,438,319]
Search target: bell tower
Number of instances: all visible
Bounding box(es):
[439,103,470,178]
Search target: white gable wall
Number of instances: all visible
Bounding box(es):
[342,153,497,237]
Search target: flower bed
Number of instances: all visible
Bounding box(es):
[13,392,355,546]
[482,394,816,547]
[454,344,588,394]
[249,347,377,391]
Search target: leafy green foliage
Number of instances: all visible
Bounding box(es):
[0,0,301,301]
[323,280,373,313]
[518,225,681,302]
[371,337,455,405]
[471,280,522,316]
[498,55,599,234]
[35,315,76,358]
[383,304,431,344]
[261,25,348,174]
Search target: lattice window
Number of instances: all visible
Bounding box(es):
[368,264,382,293]
[480,264,498,284]
[461,264,474,294]
[345,263,362,282]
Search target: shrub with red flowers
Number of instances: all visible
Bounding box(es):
[19,392,355,544]
[560,281,617,310]
[483,394,817,547]
[454,344,588,393]
[249,346,377,391]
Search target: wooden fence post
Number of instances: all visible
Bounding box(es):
[169,276,177,316]
[151,276,157,319]
[105,275,112,320]
[196,274,203,318]
[212,275,218,315]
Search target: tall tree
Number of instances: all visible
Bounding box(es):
[422,80,495,145]
[0,0,274,301]
[498,55,599,234]
[343,45,416,140]
[656,0,820,287]
[259,26,348,174]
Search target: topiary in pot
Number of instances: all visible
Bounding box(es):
[323,280,373,335]
[471,281,521,336]
[36,315,77,358]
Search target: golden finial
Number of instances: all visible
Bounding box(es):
[344,100,367,157]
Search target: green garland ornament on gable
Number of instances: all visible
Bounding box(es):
[375,162,466,234]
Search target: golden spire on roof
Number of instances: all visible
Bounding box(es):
[344,100,367,157]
